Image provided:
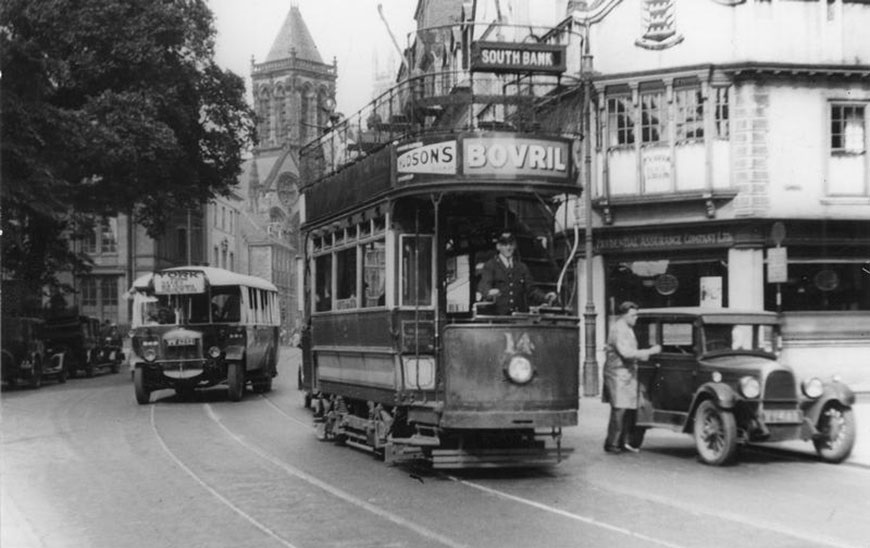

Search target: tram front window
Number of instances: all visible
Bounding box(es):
[401,235,432,306]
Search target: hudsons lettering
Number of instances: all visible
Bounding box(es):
[396,141,457,175]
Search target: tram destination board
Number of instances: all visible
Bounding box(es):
[470,41,567,75]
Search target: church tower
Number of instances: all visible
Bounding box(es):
[251,2,337,154]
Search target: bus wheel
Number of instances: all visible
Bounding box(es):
[134,368,151,405]
[227,362,245,402]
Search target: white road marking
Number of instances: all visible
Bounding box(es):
[448,476,688,548]
[259,394,312,428]
[149,406,299,548]
[204,404,468,548]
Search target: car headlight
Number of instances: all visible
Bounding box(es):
[208,346,222,359]
[801,377,824,399]
[143,349,158,363]
[739,376,760,399]
[506,355,534,385]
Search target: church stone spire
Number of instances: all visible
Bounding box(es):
[266,3,324,64]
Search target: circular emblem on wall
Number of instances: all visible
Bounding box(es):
[655,274,679,296]
[813,269,839,292]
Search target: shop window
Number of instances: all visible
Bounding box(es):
[607,96,635,147]
[831,104,865,155]
[81,277,98,307]
[100,277,118,306]
[335,247,358,310]
[765,261,870,311]
[607,258,729,310]
[314,254,332,312]
[362,240,386,308]
[640,91,667,145]
[401,235,433,307]
[675,88,704,142]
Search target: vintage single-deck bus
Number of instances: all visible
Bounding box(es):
[128,266,280,403]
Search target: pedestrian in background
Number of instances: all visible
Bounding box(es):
[603,301,661,454]
[476,231,557,315]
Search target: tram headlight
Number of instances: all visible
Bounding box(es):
[739,376,760,399]
[801,377,824,399]
[143,348,158,363]
[208,346,222,359]
[506,355,534,385]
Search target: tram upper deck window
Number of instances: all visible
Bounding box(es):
[336,247,358,309]
[363,240,386,308]
[315,254,333,312]
[401,235,433,307]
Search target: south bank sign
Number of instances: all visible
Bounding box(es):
[471,41,566,75]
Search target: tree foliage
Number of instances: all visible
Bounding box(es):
[0,0,256,290]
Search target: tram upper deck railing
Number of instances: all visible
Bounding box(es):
[299,21,583,189]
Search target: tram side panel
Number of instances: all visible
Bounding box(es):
[311,309,400,404]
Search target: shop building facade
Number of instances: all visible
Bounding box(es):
[567,0,870,389]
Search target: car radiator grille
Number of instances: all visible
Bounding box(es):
[764,370,796,401]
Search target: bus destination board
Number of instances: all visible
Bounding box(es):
[153,271,207,295]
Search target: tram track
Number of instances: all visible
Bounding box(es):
[149,397,468,548]
[149,391,866,548]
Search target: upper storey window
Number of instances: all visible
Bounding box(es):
[675,88,704,142]
[831,105,866,155]
[607,96,635,147]
[714,87,730,139]
[640,90,667,144]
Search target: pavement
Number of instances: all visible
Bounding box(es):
[576,391,870,469]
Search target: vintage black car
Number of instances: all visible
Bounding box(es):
[43,315,122,378]
[632,307,856,466]
[2,317,49,388]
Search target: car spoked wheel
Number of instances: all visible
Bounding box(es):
[693,400,737,466]
[813,404,856,463]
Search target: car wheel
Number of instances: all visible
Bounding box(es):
[58,363,68,384]
[693,400,737,466]
[813,404,856,463]
[227,362,245,402]
[134,368,151,405]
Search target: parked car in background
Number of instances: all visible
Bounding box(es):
[2,317,49,388]
[632,308,856,466]
[42,315,122,378]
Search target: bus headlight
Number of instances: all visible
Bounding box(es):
[739,376,760,399]
[208,346,222,359]
[143,348,158,363]
[802,377,824,399]
[506,356,534,385]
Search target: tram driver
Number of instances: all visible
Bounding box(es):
[476,231,557,315]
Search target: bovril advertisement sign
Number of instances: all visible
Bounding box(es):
[395,135,571,184]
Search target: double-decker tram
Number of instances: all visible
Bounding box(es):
[297,22,585,469]
[128,266,281,404]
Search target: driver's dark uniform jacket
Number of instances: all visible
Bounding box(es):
[477,255,548,315]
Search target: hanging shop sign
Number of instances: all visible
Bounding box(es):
[470,41,567,75]
[766,247,788,284]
